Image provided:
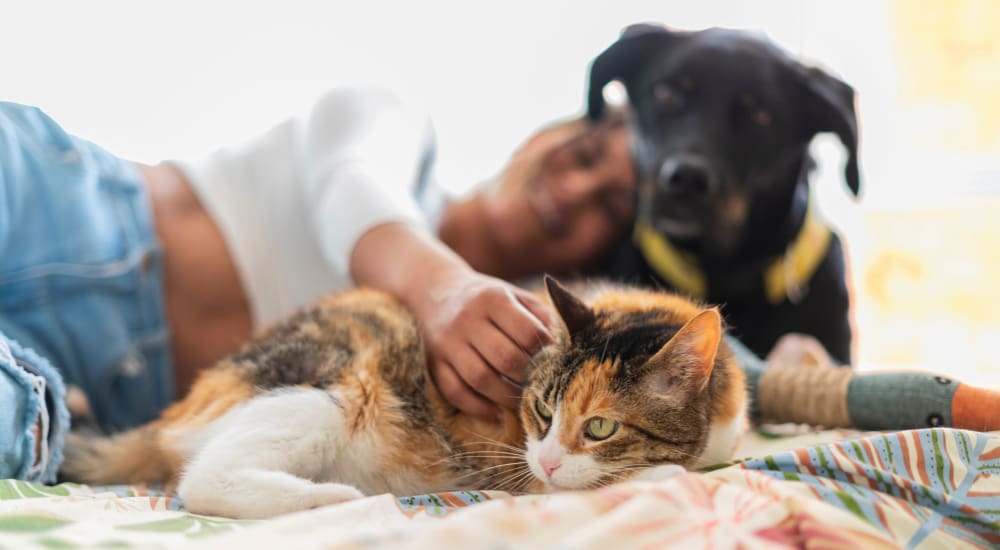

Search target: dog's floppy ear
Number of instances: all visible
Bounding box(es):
[798,65,861,197]
[587,23,682,121]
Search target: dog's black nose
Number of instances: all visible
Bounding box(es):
[659,159,712,197]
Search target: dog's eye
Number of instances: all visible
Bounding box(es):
[652,83,677,106]
[752,109,773,127]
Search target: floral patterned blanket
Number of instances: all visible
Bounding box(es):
[1,427,998,549]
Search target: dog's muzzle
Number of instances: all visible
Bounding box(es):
[657,155,715,198]
[645,154,717,236]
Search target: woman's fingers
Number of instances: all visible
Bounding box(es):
[477,290,554,384]
[408,267,559,419]
[428,358,497,419]
[447,342,522,412]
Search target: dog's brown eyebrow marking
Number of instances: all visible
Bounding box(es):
[740,94,773,126]
[753,110,773,127]
[680,76,695,90]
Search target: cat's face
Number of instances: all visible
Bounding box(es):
[520,277,723,490]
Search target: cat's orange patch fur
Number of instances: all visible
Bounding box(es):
[586,285,745,427]
[558,359,618,451]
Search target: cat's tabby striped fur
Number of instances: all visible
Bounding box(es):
[61,276,746,519]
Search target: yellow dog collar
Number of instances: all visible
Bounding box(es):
[632,205,832,305]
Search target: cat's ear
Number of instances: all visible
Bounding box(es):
[544,275,596,336]
[644,308,722,395]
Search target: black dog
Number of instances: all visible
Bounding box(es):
[588,24,860,364]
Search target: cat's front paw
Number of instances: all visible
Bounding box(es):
[633,464,686,483]
[180,479,365,519]
[307,482,365,509]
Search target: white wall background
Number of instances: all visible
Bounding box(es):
[2,0,891,206]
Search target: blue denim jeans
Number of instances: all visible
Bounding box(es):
[0,102,174,481]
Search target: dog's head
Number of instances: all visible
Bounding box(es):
[587,24,859,260]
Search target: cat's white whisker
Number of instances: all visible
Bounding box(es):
[452,461,527,480]
[427,450,526,470]
[452,448,526,462]
[477,465,533,491]
[493,467,536,493]
[461,435,524,449]
[442,450,524,461]
[491,464,532,482]
[464,433,528,455]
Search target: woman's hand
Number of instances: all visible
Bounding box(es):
[350,222,553,420]
[410,268,553,419]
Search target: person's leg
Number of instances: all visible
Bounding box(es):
[0,325,69,482]
[0,102,174,442]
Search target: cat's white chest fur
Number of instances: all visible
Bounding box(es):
[694,401,748,469]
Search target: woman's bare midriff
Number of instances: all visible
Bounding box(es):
[138,163,253,398]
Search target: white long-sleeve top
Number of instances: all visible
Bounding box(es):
[171,87,439,328]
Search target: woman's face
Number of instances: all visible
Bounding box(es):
[489,120,636,274]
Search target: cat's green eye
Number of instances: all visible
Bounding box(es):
[585,417,619,440]
[535,399,553,420]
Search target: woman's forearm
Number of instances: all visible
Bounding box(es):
[349,222,472,307]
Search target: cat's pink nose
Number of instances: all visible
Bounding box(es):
[540,456,562,477]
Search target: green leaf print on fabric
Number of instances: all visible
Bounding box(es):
[35,536,79,549]
[0,480,70,500]
[117,515,254,538]
[0,515,71,532]
[698,458,749,472]
[94,541,132,549]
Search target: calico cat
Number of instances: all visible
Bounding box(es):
[60,276,747,519]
